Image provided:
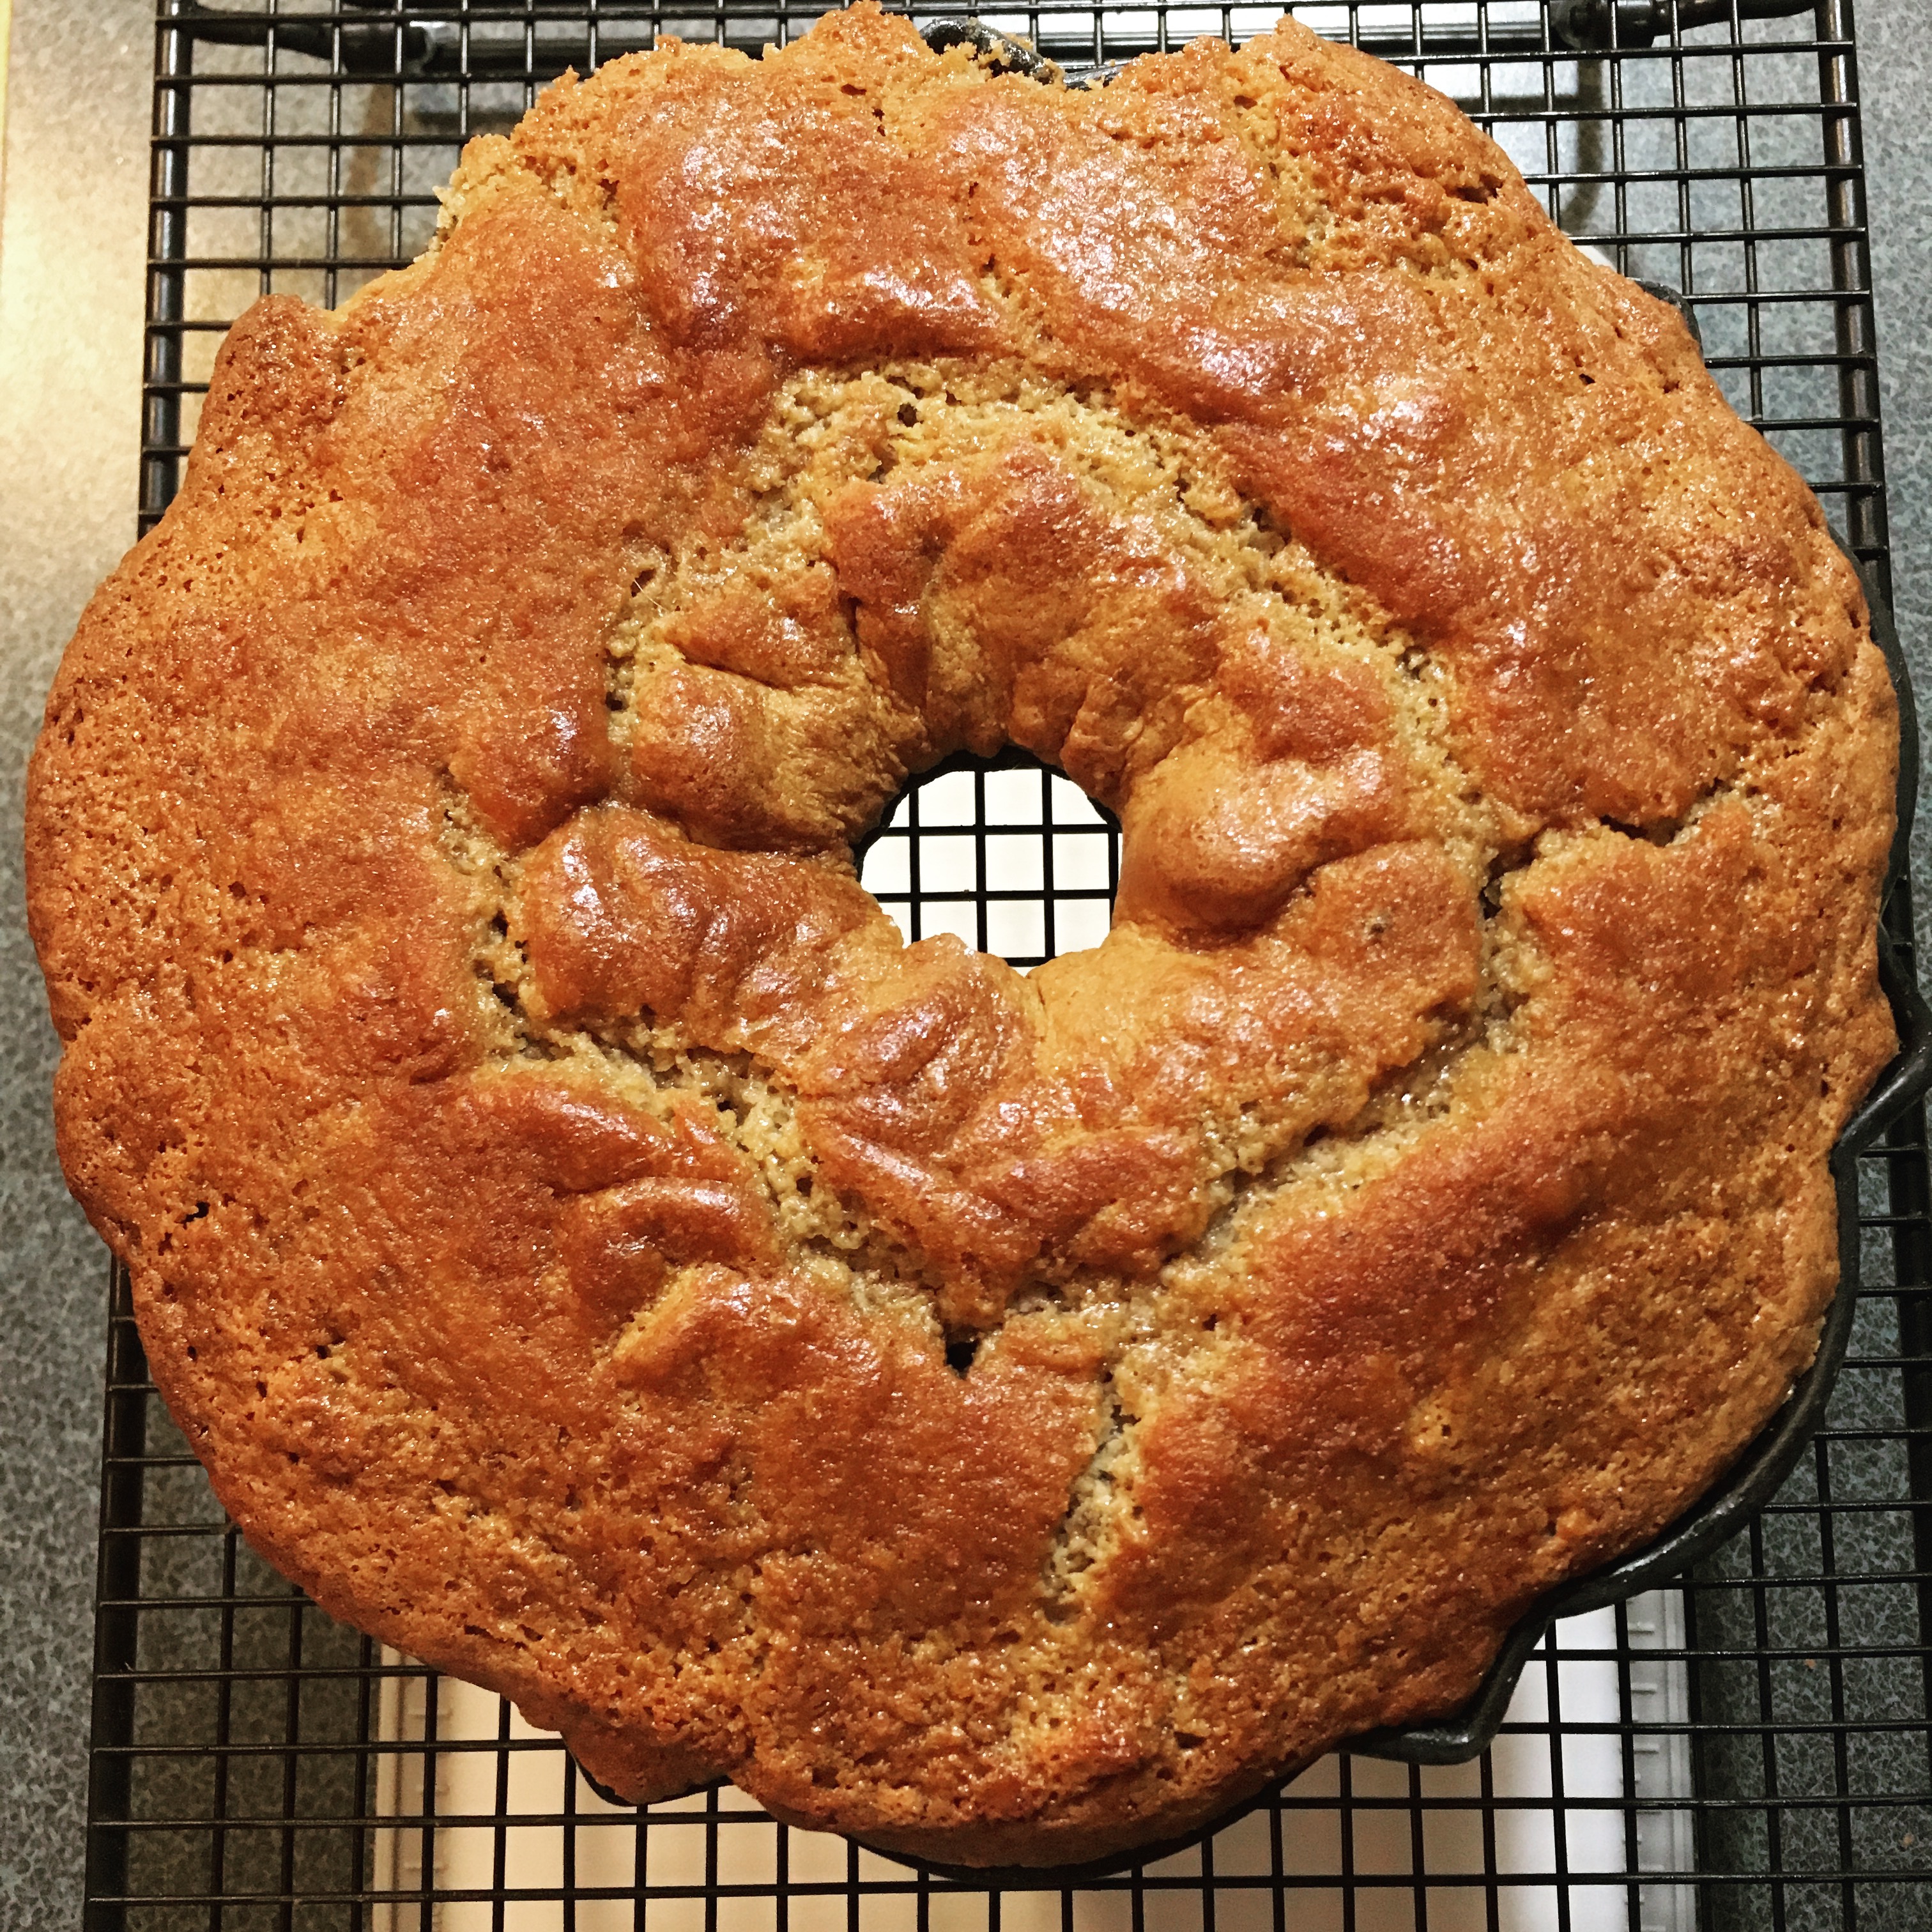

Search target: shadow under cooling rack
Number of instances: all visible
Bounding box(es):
[87,1,1932,1926]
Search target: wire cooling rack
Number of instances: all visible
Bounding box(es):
[88,2,1931,1926]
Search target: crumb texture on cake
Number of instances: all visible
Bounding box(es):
[26,2,1896,1867]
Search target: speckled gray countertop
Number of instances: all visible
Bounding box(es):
[3,6,1929,1923]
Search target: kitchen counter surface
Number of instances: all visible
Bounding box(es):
[3,5,1929,1922]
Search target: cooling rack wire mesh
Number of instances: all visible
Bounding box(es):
[89,2,1931,1926]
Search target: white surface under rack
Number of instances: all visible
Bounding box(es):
[373,1593,1697,1932]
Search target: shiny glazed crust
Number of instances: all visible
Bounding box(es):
[27,4,1899,1867]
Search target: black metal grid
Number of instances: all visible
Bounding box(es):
[91,2,1931,1926]
[854,749,1119,969]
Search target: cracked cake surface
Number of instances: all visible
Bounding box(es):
[26,3,1899,1867]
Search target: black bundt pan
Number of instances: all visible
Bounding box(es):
[867,552,1931,1889]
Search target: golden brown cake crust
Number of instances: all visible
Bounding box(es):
[27,4,1897,1867]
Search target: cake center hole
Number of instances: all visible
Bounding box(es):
[855,747,1119,970]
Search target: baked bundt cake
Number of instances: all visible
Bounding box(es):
[27,3,1897,1866]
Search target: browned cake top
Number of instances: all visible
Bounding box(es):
[27,3,1897,1866]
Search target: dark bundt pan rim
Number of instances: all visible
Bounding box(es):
[877,559,1931,1887]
